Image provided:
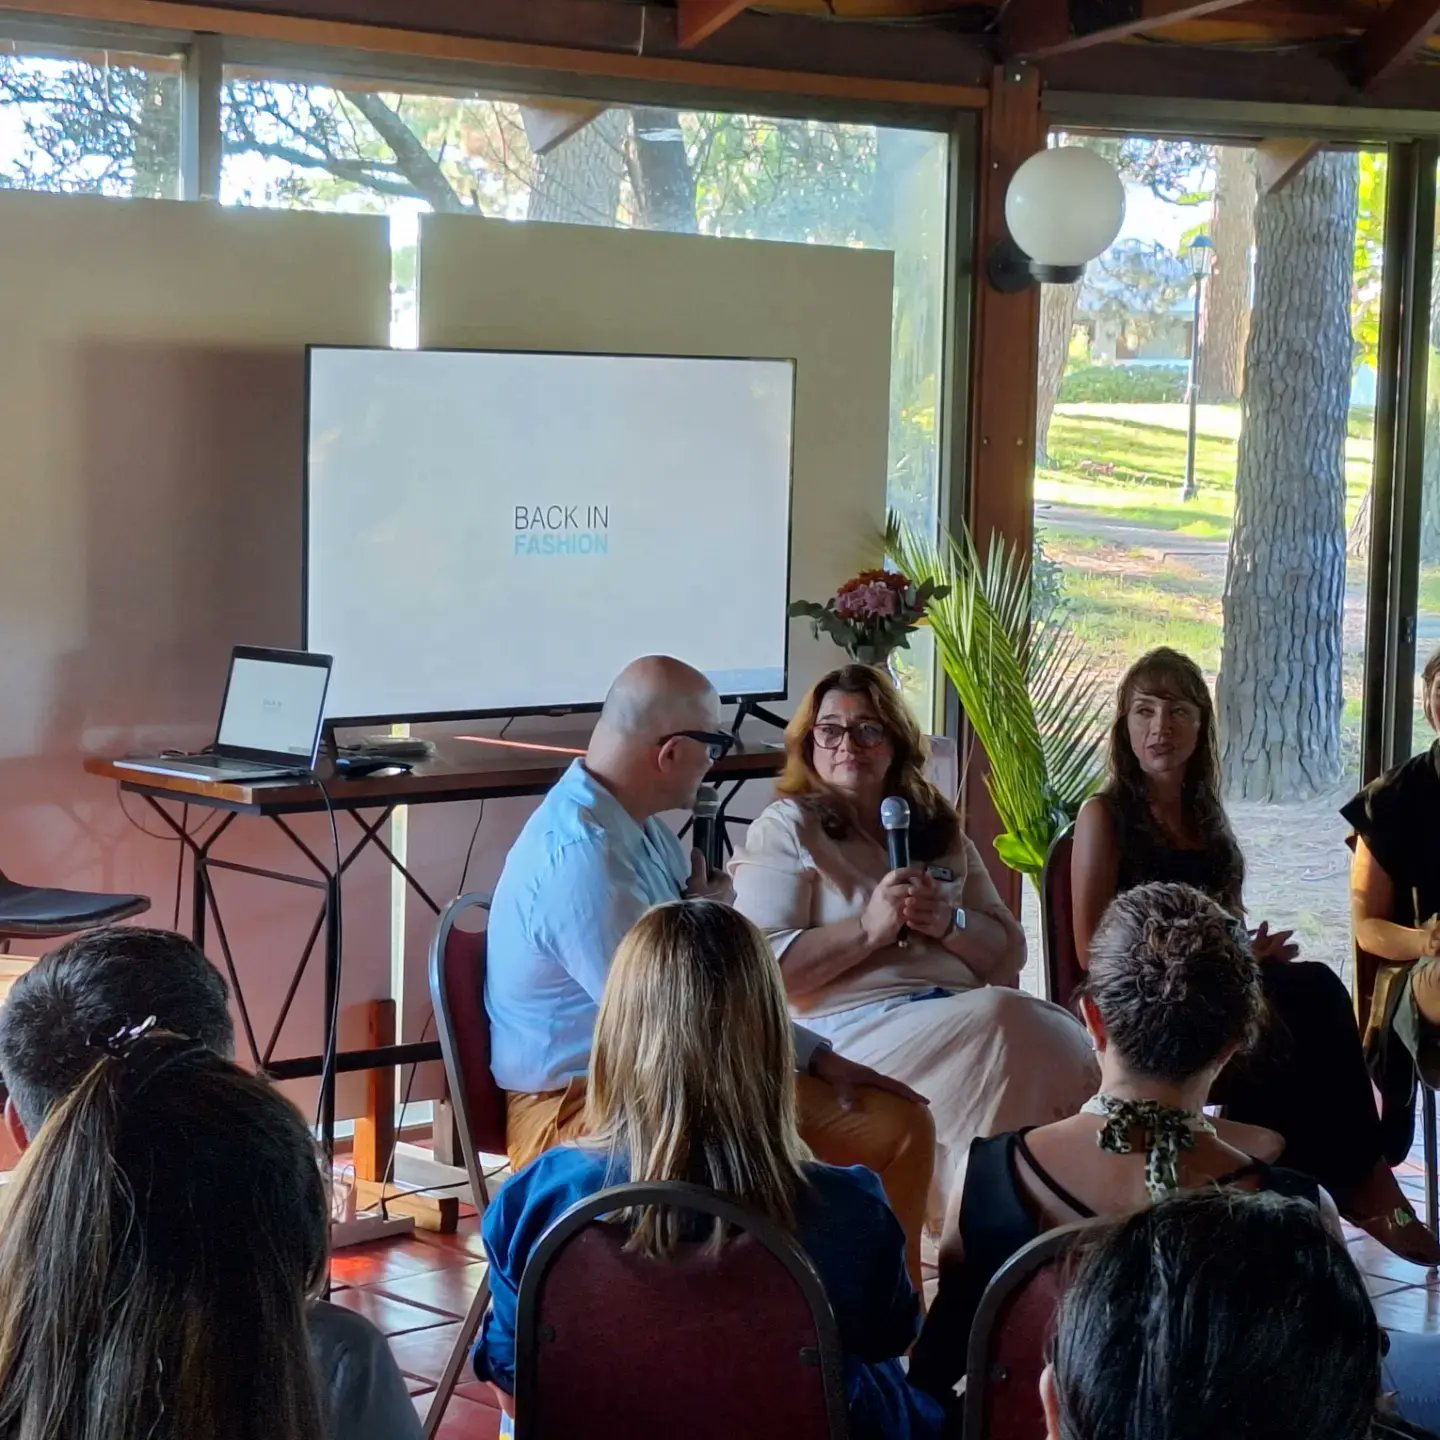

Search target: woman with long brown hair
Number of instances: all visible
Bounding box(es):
[0,1028,339,1440]
[1071,646,1438,1264]
[728,664,1096,1207]
[475,900,944,1438]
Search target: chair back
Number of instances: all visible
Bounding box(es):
[1041,827,1085,1011]
[428,892,508,1205]
[515,1181,849,1440]
[964,1220,1097,1440]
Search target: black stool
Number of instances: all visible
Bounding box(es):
[0,870,150,952]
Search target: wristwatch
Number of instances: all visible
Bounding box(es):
[944,906,967,939]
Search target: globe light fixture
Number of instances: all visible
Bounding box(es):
[988,145,1127,292]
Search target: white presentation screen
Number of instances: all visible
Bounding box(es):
[305,347,795,723]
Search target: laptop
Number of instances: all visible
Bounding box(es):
[115,646,333,784]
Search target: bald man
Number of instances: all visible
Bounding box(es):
[486,656,936,1283]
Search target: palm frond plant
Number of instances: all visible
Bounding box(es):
[886,513,1107,882]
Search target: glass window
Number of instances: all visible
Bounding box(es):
[0,36,183,198]
[1025,136,1382,985]
[219,76,948,720]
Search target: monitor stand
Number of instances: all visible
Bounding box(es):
[730,698,787,747]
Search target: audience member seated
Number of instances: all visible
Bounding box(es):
[1344,644,1440,1158]
[0,927,420,1440]
[1070,647,1438,1264]
[1043,1191,1424,1440]
[909,881,1329,1415]
[729,663,1096,1204]
[486,654,936,1284]
[476,900,945,1439]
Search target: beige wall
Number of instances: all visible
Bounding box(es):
[0,190,390,1115]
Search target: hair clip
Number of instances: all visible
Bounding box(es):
[91,1015,160,1058]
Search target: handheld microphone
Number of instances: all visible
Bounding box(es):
[693,784,723,875]
[881,795,912,946]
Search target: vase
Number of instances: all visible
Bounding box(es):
[848,645,904,687]
[848,645,895,670]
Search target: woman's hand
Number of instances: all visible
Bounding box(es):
[860,865,924,949]
[901,871,957,941]
[1251,921,1299,964]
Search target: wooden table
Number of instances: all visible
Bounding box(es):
[85,733,785,1159]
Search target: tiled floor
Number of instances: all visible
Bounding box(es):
[331,1209,498,1438]
[347,1146,1440,1436]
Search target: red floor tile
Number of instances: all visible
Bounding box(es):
[370,1262,486,1320]
[412,1393,501,1439]
[1374,1284,1440,1333]
[403,1374,436,1398]
[331,1285,456,1338]
[455,1381,500,1408]
[414,1222,489,1262]
[387,1322,465,1384]
[331,1236,472,1287]
[1346,1233,1440,1288]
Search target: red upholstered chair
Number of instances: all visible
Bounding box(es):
[1041,827,1085,1012]
[424,892,508,1440]
[514,1181,850,1440]
[963,1220,1098,1440]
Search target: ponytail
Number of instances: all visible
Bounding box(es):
[0,1035,328,1440]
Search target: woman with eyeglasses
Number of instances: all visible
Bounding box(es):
[730,664,1097,1207]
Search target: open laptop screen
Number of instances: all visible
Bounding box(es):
[216,649,331,763]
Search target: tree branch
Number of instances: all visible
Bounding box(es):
[343,90,469,215]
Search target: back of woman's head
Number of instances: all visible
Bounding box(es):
[0,1032,328,1440]
[1050,1190,1380,1440]
[587,901,809,1255]
[1087,882,1260,1083]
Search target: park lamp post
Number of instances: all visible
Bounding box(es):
[1181,234,1216,503]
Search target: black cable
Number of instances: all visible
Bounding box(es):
[311,775,345,1144]
[172,805,188,931]
[458,715,516,894]
[116,783,176,843]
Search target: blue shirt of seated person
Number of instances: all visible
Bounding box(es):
[474,1145,945,1440]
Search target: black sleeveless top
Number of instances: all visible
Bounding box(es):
[908,1130,1321,1406]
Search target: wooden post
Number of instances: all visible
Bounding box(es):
[353,999,396,1184]
[965,64,1047,920]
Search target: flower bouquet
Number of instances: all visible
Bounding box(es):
[789,569,949,671]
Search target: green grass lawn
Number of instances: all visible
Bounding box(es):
[1039,401,1374,727]
[1038,403,1373,538]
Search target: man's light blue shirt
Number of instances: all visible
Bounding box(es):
[486,759,824,1094]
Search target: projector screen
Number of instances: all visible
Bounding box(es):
[305,347,795,724]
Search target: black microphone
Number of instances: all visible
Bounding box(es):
[881,795,911,946]
[693,784,723,876]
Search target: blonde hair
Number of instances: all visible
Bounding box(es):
[779,664,958,858]
[585,901,811,1257]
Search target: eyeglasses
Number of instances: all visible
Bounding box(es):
[659,730,735,762]
[812,721,888,751]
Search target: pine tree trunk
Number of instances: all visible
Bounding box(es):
[1218,151,1358,801]
[1035,280,1081,465]
[630,107,698,234]
[1200,146,1256,405]
[528,108,629,226]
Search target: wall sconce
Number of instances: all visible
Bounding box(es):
[987,145,1126,293]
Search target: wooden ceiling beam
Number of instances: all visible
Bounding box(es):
[676,0,752,47]
[1355,0,1440,88]
[1004,0,1255,60]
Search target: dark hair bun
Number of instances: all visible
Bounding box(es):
[1088,882,1261,1084]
